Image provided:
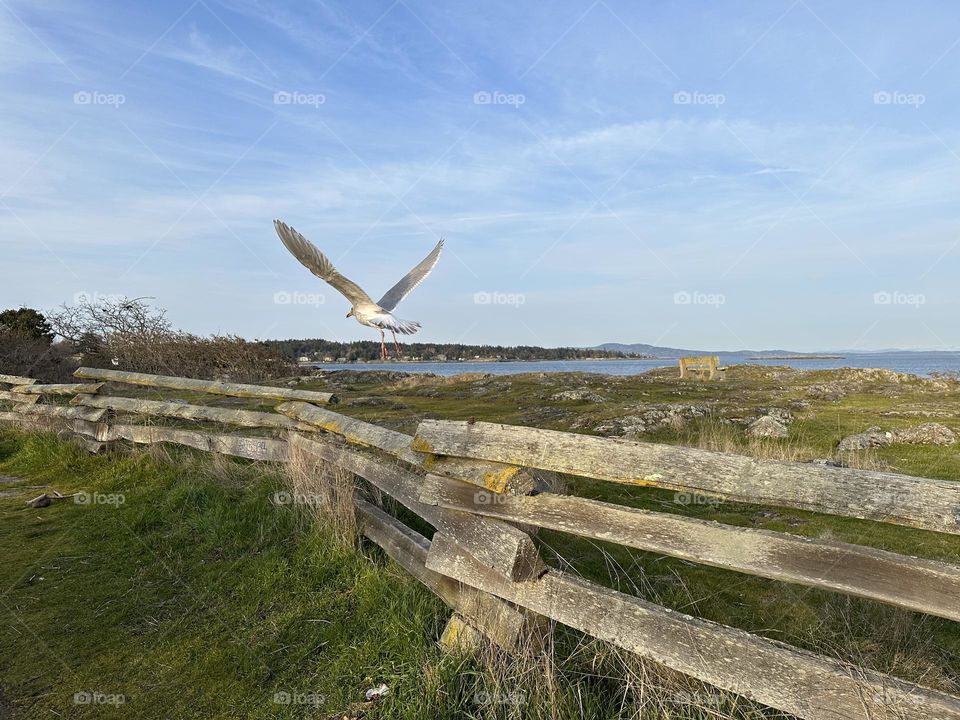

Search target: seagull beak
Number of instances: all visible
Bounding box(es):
[346,309,353,318]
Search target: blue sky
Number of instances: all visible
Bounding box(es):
[1,0,959,350]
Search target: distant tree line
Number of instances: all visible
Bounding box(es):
[262,338,646,362]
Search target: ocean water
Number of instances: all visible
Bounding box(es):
[308,351,960,378]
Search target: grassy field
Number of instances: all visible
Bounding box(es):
[1,364,959,718]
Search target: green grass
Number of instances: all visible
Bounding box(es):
[2,364,960,718]
[0,431,466,719]
[0,430,788,720]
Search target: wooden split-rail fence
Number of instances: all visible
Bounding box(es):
[1,368,959,719]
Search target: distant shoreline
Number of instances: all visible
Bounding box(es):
[300,356,654,366]
[295,352,957,378]
[749,355,845,360]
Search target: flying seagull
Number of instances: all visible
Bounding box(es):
[274,220,444,360]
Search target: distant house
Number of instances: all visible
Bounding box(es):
[435,354,447,361]
[322,356,334,363]
[298,356,311,363]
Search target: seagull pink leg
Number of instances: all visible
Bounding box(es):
[391,331,401,356]
[379,329,388,360]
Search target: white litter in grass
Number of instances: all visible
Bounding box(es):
[364,683,389,701]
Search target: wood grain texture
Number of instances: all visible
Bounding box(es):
[73,367,337,404]
[0,391,39,405]
[355,498,529,650]
[75,395,312,431]
[0,374,36,385]
[420,474,960,622]
[427,533,960,720]
[11,383,103,395]
[13,403,107,422]
[278,401,535,494]
[71,420,288,461]
[291,433,543,581]
[415,420,960,535]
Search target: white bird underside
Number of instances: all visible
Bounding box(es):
[273,220,442,353]
[354,306,420,335]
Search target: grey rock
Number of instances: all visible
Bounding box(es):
[763,407,794,424]
[838,422,956,450]
[747,416,789,439]
[837,426,893,451]
[551,387,606,403]
[891,422,956,446]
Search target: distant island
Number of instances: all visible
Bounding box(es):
[595,342,846,359]
[262,338,651,363]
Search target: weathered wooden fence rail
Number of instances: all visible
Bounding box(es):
[1,368,959,720]
[413,419,960,535]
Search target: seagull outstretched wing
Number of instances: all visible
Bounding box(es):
[377,238,444,311]
[274,220,374,307]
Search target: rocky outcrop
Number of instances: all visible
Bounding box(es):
[880,409,953,418]
[837,422,957,450]
[747,416,789,439]
[588,403,710,438]
[837,427,893,451]
[805,368,952,401]
[891,422,956,446]
[551,387,606,402]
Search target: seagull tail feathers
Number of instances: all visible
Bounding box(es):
[390,317,421,335]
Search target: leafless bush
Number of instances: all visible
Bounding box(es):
[49,295,172,343]
[46,295,294,382]
[107,332,296,382]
